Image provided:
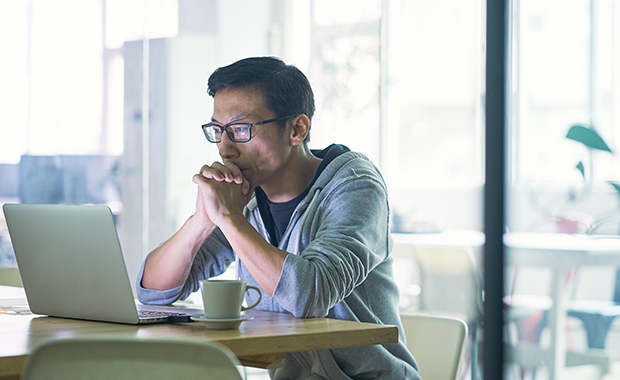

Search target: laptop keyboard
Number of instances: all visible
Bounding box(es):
[138,310,188,317]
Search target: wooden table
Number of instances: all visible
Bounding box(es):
[0,287,398,379]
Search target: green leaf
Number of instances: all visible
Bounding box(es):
[566,124,613,152]
[576,161,585,179]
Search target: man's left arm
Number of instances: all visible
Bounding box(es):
[271,174,391,318]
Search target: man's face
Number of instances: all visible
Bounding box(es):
[211,87,292,189]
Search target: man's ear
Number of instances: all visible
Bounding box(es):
[290,114,311,146]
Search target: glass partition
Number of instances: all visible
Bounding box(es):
[505,0,620,379]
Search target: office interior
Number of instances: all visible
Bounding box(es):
[1,0,620,379]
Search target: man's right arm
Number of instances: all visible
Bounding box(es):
[141,214,216,290]
[141,162,248,291]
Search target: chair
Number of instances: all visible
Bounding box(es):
[400,313,468,380]
[565,217,620,350]
[567,268,620,349]
[408,246,540,378]
[20,336,244,380]
[409,246,483,380]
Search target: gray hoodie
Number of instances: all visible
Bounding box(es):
[137,146,420,379]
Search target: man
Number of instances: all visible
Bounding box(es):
[137,56,420,379]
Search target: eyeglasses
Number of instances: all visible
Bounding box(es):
[201,114,298,143]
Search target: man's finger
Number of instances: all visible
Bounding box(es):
[199,164,225,181]
[223,162,244,184]
[241,177,250,195]
[211,162,240,182]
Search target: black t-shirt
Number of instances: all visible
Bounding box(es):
[255,144,350,246]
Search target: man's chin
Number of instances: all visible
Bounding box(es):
[246,178,261,190]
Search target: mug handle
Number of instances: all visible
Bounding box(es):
[241,285,262,311]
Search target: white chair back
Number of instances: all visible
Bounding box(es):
[401,313,467,380]
[20,336,244,380]
[412,246,483,322]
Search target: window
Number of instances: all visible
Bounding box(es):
[0,0,487,264]
[506,1,620,378]
[0,0,179,271]
[309,0,382,163]
[511,0,619,184]
[306,0,485,233]
[383,0,485,189]
[508,0,620,233]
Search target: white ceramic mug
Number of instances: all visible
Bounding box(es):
[200,279,262,319]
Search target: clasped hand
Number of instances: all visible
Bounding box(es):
[192,162,253,227]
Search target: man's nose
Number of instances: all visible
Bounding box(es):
[217,131,238,160]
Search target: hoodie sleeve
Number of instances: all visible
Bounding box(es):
[271,165,391,318]
[136,227,236,305]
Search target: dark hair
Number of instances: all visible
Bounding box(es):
[207,57,315,141]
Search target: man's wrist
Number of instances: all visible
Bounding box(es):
[187,214,217,242]
[216,211,247,234]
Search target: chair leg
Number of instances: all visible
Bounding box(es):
[471,323,479,380]
[568,313,616,349]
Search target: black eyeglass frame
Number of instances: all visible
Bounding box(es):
[201,114,299,143]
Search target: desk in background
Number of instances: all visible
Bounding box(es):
[0,286,398,380]
[505,232,620,379]
[392,230,485,250]
[393,230,620,379]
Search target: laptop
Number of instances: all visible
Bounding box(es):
[2,203,203,324]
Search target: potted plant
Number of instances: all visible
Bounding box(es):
[561,124,620,233]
